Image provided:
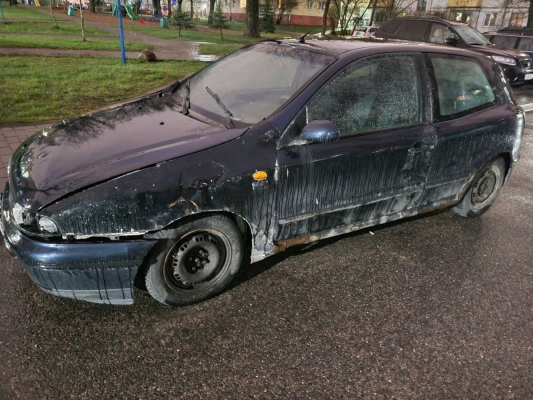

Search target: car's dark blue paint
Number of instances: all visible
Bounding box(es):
[1,39,524,304]
[300,120,340,143]
[0,185,157,304]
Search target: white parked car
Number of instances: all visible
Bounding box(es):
[352,26,378,37]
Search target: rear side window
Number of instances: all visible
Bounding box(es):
[518,37,533,51]
[429,55,495,120]
[380,19,402,34]
[404,21,428,41]
[492,35,518,49]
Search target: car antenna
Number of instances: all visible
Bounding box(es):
[299,29,315,44]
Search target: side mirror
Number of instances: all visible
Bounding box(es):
[300,120,340,144]
[444,37,458,46]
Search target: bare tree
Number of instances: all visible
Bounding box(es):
[321,0,331,35]
[245,0,260,37]
[331,0,370,34]
[373,0,417,21]
[208,0,216,25]
[49,0,58,27]
[275,0,299,25]
[79,0,86,41]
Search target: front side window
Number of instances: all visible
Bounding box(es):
[305,55,420,136]
[429,24,456,44]
[175,43,334,126]
[484,13,498,27]
[430,55,495,120]
[492,35,517,49]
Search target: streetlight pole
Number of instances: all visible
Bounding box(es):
[116,0,127,64]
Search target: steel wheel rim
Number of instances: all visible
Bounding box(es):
[163,229,230,294]
[470,166,500,211]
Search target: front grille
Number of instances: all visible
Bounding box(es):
[520,59,532,69]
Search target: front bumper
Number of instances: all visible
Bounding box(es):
[1,185,157,305]
[501,62,533,85]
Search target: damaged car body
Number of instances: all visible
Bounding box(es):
[0,40,524,306]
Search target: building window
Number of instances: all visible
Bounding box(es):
[417,0,426,12]
[318,1,325,11]
[484,13,497,27]
[509,13,524,27]
[307,0,313,10]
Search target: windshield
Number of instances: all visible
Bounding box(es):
[454,26,491,45]
[175,43,335,126]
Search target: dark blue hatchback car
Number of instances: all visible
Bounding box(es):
[0,39,524,306]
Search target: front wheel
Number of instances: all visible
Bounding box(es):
[144,215,244,306]
[451,157,506,218]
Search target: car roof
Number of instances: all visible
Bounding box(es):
[275,38,486,58]
[386,16,467,27]
[486,32,533,38]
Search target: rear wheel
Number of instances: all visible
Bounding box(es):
[451,157,506,218]
[144,215,244,306]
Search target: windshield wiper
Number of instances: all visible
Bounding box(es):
[205,86,235,128]
[182,80,190,115]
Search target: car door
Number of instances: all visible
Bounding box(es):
[422,52,506,205]
[275,53,436,242]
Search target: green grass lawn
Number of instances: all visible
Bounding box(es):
[0,35,152,51]
[0,2,64,20]
[0,56,206,124]
[198,43,243,57]
[0,21,115,36]
[195,19,320,35]
[122,25,282,44]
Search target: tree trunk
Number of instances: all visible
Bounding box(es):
[168,0,172,16]
[190,0,193,18]
[220,27,223,39]
[79,0,86,41]
[321,0,330,36]
[529,0,533,27]
[208,0,215,25]
[89,0,95,13]
[50,1,58,27]
[244,0,260,37]
[179,25,181,36]
[152,0,161,16]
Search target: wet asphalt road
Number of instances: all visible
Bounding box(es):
[1,129,532,399]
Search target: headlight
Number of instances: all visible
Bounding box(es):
[492,56,516,66]
[38,216,59,234]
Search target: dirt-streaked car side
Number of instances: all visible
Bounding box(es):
[0,39,524,306]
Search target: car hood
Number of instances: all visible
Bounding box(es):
[10,94,247,212]
[470,44,529,59]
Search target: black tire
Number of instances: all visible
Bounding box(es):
[144,215,244,306]
[451,157,506,218]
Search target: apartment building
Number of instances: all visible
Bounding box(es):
[412,0,529,32]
